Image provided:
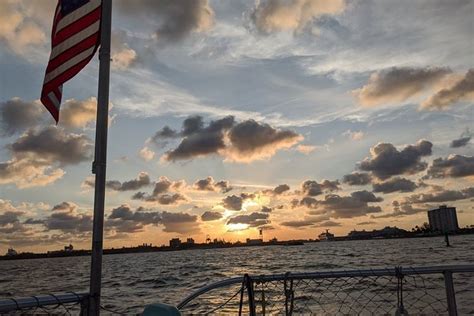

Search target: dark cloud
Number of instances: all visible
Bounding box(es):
[301,180,340,196]
[359,140,432,180]
[372,177,417,193]
[151,126,179,144]
[162,116,303,163]
[342,172,372,186]
[107,205,199,234]
[0,211,23,226]
[201,211,223,221]
[45,204,92,233]
[305,190,383,218]
[154,193,187,205]
[9,126,93,165]
[130,176,187,205]
[106,172,151,191]
[426,155,474,178]
[354,67,451,107]
[422,69,474,109]
[406,187,474,204]
[279,217,324,228]
[373,200,428,219]
[164,116,234,161]
[193,176,232,193]
[0,98,42,136]
[222,195,243,211]
[227,212,269,227]
[160,211,200,234]
[226,120,303,162]
[116,0,214,42]
[450,136,471,148]
[260,206,272,213]
[273,184,290,194]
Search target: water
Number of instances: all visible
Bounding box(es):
[1,236,473,314]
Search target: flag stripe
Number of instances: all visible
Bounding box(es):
[55,0,101,34]
[47,33,99,72]
[50,20,100,60]
[44,45,96,83]
[43,52,97,93]
[52,7,101,46]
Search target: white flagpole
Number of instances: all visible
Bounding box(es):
[89,0,112,314]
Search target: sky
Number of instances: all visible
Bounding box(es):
[0,0,473,253]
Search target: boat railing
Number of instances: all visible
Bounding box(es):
[177,264,474,315]
[0,264,473,315]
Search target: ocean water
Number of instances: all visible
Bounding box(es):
[1,235,473,315]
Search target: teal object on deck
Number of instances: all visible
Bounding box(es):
[142,303,181,316]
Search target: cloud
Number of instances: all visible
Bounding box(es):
[318,220,341,227]
[227,212,269,227]
[260,206,272,213]
[273,184,290,195]
[406,187,474,204]
[0,155,65,188]
[251,0,346,34]
[106,172,151,191]
[1,125,91,188]
[107,205,199,234]
[372,177,417,194]
[301,179,340,196]
[222,195,243,211]
[304,190,383,218]
[0,1,47,55]
[450,136,471,148]
[45,203,92,233]
[450,129,472,148]
[421,69,474,110]
[353,67,451,107]
[359,140,432,180]
[161,211,200,234]
[225,119,303,162]
[59,98,97,128]
[425,155,474,178]
[161,116,303,163]
[343,130,364,141]
[279,215,330,228]
[111,30,137,70]
[193,176,232,193]
[201,211,223,221]
[130,176,187,205]
[342,172,372,186]
[164,116,234,161]
[116,0,214,42]
[9,126,93,165]
[139,146,155,161]
[0,98,43,136]
[295,144,317,154]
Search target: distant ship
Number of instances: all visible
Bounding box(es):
[6,247,17,256]
[318,229,335,241]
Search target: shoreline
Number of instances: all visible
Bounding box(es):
[2,231,473,261]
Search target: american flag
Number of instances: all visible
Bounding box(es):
[41,0,102,122]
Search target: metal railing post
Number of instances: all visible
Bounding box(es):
[245,274,256,316]
[443,271,457,316]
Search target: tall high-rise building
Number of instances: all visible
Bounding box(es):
[427,205,459,232]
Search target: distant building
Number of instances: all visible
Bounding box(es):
[318,229,335,241]
[6,247,17,256]
[169,238,181,248]
[64,244,74,252]
[348,226,407,239]
[428,205,459,232]
[246,238,263,245]
[186,238,195,245]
